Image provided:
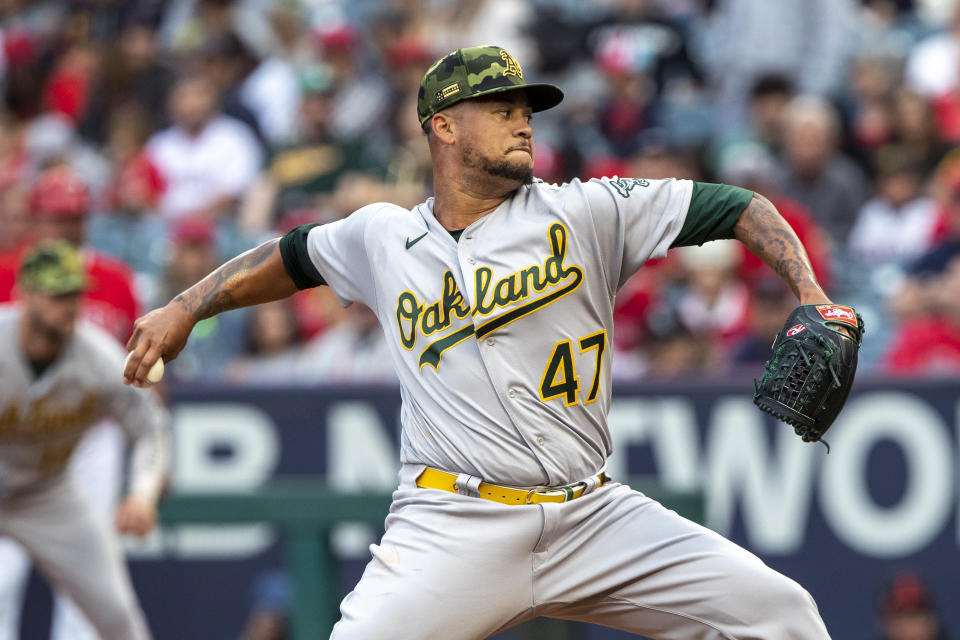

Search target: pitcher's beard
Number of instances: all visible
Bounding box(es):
[462,144,533,184]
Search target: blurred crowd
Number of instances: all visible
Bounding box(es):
[4,0,960,384]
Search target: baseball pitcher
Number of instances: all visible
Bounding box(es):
[125,46,853,638]
[0,241,169,640]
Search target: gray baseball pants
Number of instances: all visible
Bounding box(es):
[331,464,831,639]
[0,476,151,640]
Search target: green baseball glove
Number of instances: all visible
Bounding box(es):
[753,304,865,447]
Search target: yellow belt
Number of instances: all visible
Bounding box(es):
[415,467,608,505]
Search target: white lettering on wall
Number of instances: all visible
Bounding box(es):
[607,398,700,491]
[609,390,958,559]
[130,403,280,559]
[327,402,399,491]
[704,398,817,554]
[141,387,960,561]
[820,393,953,557]
[327,402,399,558]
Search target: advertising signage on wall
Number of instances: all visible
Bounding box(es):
[22,378,959,639]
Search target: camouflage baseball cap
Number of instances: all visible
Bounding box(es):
[18,240,86,295]
[417,45,563,127]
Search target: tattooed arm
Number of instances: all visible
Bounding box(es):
[123,240,298,386]
[733,192,831,305]
[172,239,297,320]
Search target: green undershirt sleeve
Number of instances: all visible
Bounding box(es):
[279,223,327,289]
[670,182,754,248]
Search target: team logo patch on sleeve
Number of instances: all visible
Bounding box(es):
[609,177,650,198]
[815,305,858,327]
[786,323,806,337]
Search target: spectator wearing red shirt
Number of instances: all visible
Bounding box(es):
[0,165,140,342]
[42,43,98,125]
[930,72,960,143]
[885,254,960,374]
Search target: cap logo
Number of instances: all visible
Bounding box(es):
[500,49,523,79]
[436,82,461,102]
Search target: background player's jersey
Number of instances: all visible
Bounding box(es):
[0,308,168,497]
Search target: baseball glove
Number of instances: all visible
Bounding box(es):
[753,304,864,447]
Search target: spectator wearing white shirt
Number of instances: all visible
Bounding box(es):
[146,73,262,222]
[239,2,314,146]
[905,2,960,99]
[849,148,945,267]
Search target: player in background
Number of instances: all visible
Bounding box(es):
[126,46,837,638]
[0,167,145,640]
[0,241,168,640]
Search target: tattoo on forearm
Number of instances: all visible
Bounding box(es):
[735,193,818,299]
[173,240,279,320]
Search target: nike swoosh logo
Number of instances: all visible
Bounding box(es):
[405,232,428,250]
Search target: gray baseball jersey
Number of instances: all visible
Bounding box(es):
[0,307,168,498]
[284,177,728,486]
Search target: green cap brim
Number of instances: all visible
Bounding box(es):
[422,83,564,125]
[503,83,565,113]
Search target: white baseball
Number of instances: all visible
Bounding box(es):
[146,358,165,384]
[125,352,165,386]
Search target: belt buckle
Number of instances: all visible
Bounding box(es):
[524,485,562,504]
[524,486,546,504]
[524,482,586,504]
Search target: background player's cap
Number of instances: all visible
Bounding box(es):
[18,240,86,295]
[417,45,564,127]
